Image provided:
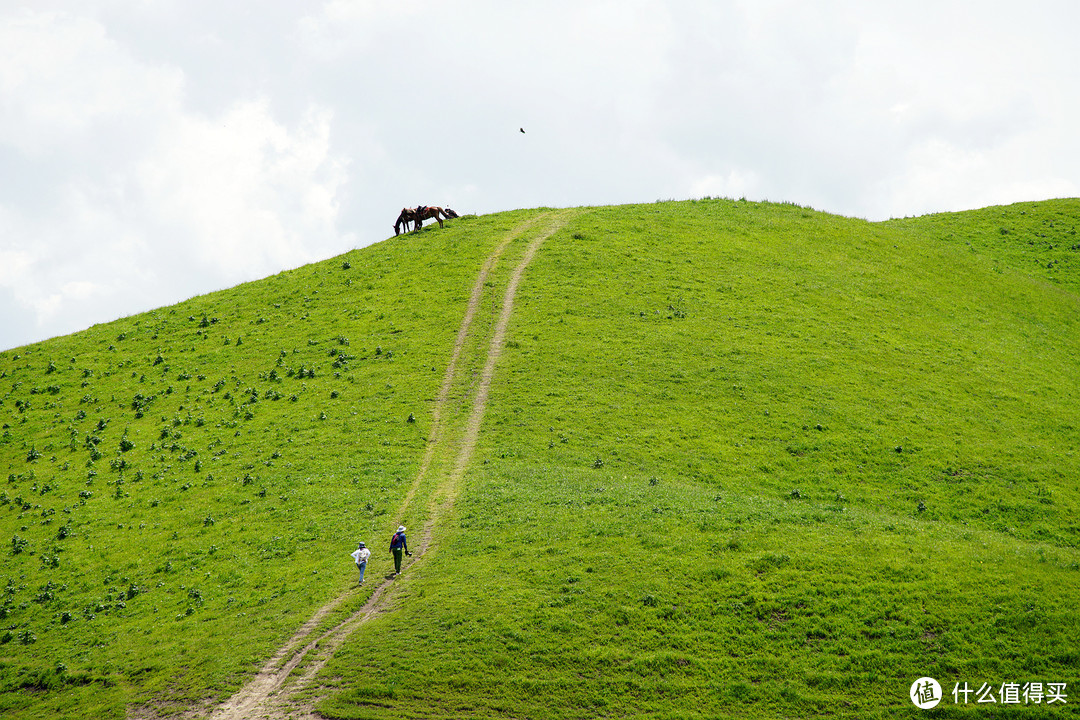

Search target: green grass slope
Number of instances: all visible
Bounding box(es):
[1,199,1078,718]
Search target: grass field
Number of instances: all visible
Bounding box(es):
[1,198,1077,718]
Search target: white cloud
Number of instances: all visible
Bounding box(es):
[0,7,355,350]
[138,98,351,277]
[690,170,761,201]
[0,9,182,153]
[0,245,32,287]
[880,134,1080,218]
[294,0,422,59]
[0,190,126,340]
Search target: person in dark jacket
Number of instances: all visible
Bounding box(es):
[390,525,411,575]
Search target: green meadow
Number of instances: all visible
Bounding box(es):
[1,199,1078,718]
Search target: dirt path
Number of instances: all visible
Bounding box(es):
[200,210,571,720]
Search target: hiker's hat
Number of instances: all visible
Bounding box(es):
[397,526,406,533]
[357,542,365,548]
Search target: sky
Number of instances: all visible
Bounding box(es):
[2,1,1079,351]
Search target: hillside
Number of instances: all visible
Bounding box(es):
[1,199,1078,719]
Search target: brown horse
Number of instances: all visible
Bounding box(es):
[393,208,416,236]
[412,205,447,230]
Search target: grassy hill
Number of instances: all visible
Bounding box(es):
[1,198,1078,718]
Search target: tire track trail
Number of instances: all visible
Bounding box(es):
[202,210,572,720]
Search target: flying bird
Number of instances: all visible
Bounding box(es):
[519,127,525,134]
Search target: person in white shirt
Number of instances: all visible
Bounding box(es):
[350,541,371,584]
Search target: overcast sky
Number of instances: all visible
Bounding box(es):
[2,1,1078,351]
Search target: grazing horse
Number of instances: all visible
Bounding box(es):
[394,205,456,235]
[393,208,416,236]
